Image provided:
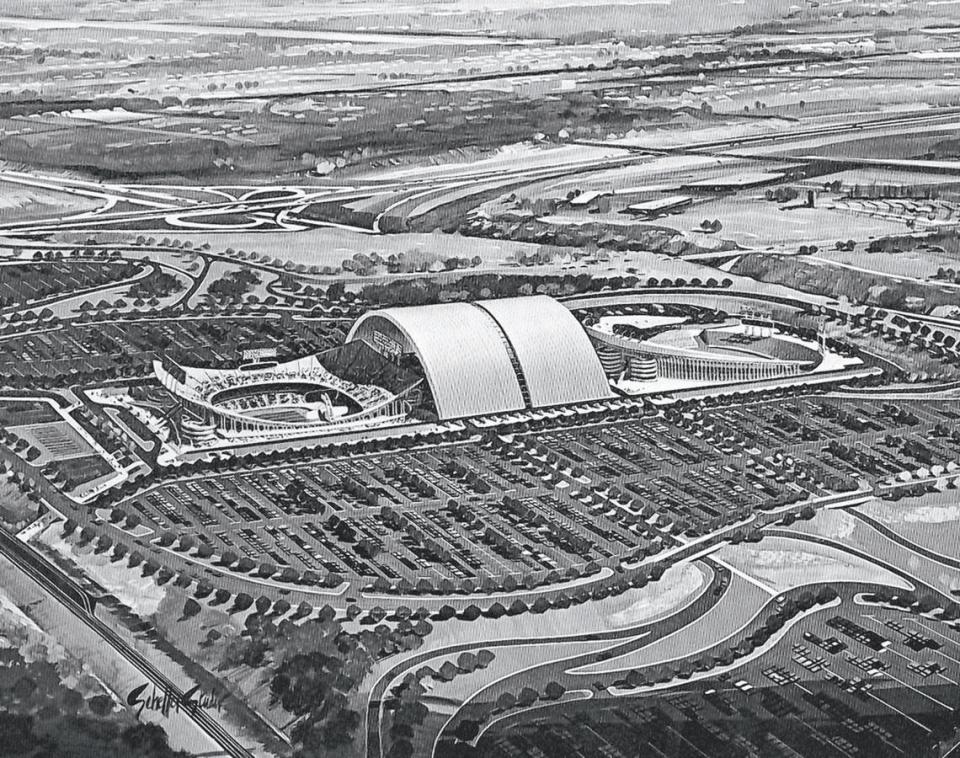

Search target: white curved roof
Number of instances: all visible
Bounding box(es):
[347,296,612,419]
[347,302,525,419]
[477,296,613,407]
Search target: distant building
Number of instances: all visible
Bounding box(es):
[569,190,609,207]
[625,195,693,218]
[680,172,784,193]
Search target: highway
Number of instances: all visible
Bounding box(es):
[573,107,960,157]
[0,526,255,758]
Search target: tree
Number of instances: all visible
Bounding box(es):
[817,586,838,605]
[544,681,566,700]
[178,535,196,552]
[181,598,202,620]
[219,550,239,567]
[454,720,480,742]
[517,686,539,707]
[457,652,478,672]
[88,693,114,716]
[917,594,940,614]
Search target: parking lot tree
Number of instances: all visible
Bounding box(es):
[735,638,755,657]
[156,531,176,548]
[255,596,272,615]
[314,604,336,624]
[181,598,202,621]
[455,652,478,673]
[454,720,481,743]
[219,550,238,567]
[716,647,736,666]
[325,572,345,589]
[411,619,432,639]
[280,567,299,583]
[435,661,458,682]
[531,596,552,614]
[111,543,128,562]
[429,604,452,622]
[816,586,839,604]
[194,581,213,599]
[356,538,380,560]
[563,586,585,605]
[235,557,256,573]
[124,513,144,534]
[941,602,960,621]
[517,686,540,708]
[917,594,941,614]
[127,551,144,568]
[174,573,193,589]
[195,543,214,559]
[211,589,231,606]
[78,525,96,545]
[292,601,312,621]
[177,535,196,552]
[461,604,482,621]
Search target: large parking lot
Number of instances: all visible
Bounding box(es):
[0,316,346,381]
[117,396,960,589]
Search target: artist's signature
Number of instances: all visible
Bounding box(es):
[127,683,227,718]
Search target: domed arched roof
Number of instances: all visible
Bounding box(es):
[347,296,611,420]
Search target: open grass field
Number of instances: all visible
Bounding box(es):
[0,184,103,224]
[417,562,713,653]
[787,509,960,595]
[716,535,911,594]
[571,571,770,676]
[8,420,93,463]
[858,491,960,563]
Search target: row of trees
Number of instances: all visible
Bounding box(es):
[608,586,841,693]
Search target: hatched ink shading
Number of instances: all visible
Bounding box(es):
[0,2,958,757]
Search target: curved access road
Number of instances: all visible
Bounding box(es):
[364,561,729,758]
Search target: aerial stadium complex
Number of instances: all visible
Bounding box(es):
[153,295,613,447]
[153,352,417,444]
[586,314,825,386]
